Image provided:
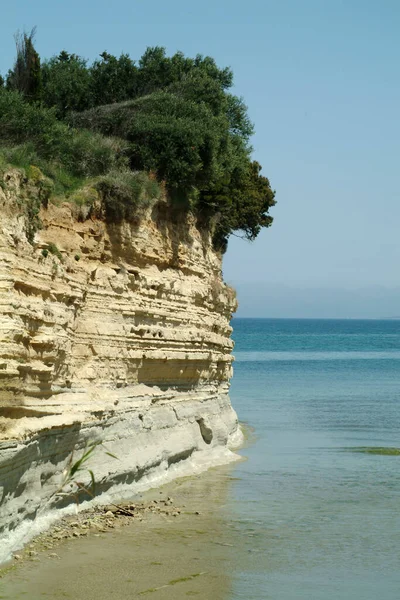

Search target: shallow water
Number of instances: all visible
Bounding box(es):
[2,318,400,599]
[228,318,400,599]
[0,469,237,599]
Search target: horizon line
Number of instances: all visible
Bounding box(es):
[232,316,400,320]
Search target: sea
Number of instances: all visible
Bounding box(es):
[2,318,400,599]
[228,318,400,599]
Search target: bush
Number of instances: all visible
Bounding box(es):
[47,242,63,261]
[95,170,162,221]
[0,90,128,178]
[23,193,42,244]
[69,92,234,194]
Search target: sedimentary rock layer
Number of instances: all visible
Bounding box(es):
[0,170,241,562]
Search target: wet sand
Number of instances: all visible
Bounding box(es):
[0,464,242,600]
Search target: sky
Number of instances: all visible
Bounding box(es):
[1,0,399,317]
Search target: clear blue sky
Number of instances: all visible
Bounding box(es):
[1,1,399,317]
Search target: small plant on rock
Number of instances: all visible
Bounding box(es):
[47,242,63,261]
[53,441,134,516]
[55,441,103,503]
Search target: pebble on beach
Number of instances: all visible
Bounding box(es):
[10,497,183,566]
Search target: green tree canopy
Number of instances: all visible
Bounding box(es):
[90,52,138,107]
[0,33,276,251]
[200,161,276,250]
[41,52,91,118]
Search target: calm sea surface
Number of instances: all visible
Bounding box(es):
[2,318,400,599]
[228,318,400,599]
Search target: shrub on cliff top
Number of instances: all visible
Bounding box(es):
[0,90,127,178]
[0,33,276,250]
[95,170,162,221]
[70,92,231,194]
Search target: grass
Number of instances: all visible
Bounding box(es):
[52,441,126,511]
[0,143,86,197]
[0,90,141,225]
[95,170,162,221]
[0,90,128,179]
[0,148,163,243]
[54,441,105,503]
[0,92,162,213]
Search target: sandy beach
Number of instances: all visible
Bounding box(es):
[0,463,243,600]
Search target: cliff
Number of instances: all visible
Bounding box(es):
[0,169,242,562]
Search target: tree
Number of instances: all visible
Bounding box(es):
[200,161,276,250]
[41,52,91,117]
[136,47,233,97]
[6,28,42,102]
[89,52,138,106]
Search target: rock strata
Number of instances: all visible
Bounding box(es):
[0,169,242,563]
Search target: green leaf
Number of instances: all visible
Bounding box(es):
[104,451,119,460]
[88,469,96,495]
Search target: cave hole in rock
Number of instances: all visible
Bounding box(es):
[196,417,213,444]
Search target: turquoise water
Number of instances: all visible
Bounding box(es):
[228,318,400,599]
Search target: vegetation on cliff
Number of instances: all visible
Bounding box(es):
[0,30,275,250]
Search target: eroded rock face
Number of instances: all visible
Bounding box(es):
[0,170,242,562]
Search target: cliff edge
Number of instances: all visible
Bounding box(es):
[0,169,242,562]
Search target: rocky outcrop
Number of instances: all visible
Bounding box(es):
[0,169,242,562]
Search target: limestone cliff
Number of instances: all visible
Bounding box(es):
[0,169,242,562]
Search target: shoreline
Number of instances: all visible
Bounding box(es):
[0,424,246,568]
[0,496,185,575]
[0,457,246,600]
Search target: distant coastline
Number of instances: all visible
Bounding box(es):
[232,316,400,320]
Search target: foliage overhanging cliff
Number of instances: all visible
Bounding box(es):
[0,30,276,251]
